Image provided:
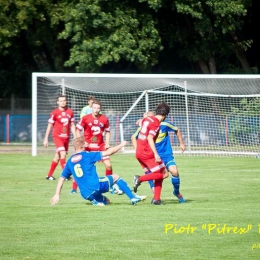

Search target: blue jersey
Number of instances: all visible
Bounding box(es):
[61,151,102,199]
[155,121,178,156]
[133,121,178,157]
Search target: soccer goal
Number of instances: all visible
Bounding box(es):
[32,73,260,157]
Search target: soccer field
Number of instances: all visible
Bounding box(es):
[0,151,259,260]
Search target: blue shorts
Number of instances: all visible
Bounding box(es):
[87,176,113,201]
[160,154,176,171]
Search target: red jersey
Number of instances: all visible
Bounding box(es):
[136,116,160,160]
[76,114,110,151]
[48,107,75,139]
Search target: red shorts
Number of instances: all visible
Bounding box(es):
[53,137,69,153]
[137,157,166,174]
[85,143,110,161]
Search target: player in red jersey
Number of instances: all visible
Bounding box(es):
[133,102,170,205]
[73,100,123,194]
[43,95,76,180]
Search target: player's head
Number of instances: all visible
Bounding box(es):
[57,95,67,109]
[92,100,102,116]
[143,111,155,118]
[87,95,95,107]
[72,137,86,151]
[155,102,170,121]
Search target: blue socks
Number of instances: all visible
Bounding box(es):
[171,175,180,194]
[116,178,135,199]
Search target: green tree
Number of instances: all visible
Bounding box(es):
[58,0,162,72]
[141,0,254,73]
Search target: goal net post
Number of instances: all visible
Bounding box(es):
[32,73,260,157]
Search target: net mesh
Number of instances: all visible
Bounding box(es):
[34,74,260,157]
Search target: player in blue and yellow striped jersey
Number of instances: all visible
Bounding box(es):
[132,112,185,203]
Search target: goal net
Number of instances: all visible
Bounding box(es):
[32,73,260,157]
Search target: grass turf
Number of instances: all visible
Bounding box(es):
[0,152,260,259]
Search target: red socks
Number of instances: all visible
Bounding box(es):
[60,158,66,169]
[72,179,78,190]
[139,173,164,201]
[47,161,58,177]
[105,169,113,176]
[154,179,163,200]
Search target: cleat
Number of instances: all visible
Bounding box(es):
[151,199,163,205]
[71,189,77,194]
[130,197,142,205]
[110,184,124,195]
[65,177,72,181]
[134,194,147,201]
[91,199,105,206]
[173,191,185,203]
[46,176,55,180]
[133,175,141,193]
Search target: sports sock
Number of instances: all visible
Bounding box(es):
[72,179,78,190]
[153,179,163,200]
[105,169,113,176]
[116,178,134,199]
[47,161,58,177]
[60,158,66,169]
[171,175,180,194]
[140,172,164,182]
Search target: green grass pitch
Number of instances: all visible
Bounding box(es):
[0,151,260,260]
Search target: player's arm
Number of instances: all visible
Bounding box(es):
[131,128,140,150]
[43,123,53,147]
[147,134,160,162]
[102,141,127,157]
[75,119,84,138]
[50,176,66,205]
[176,129,185,153]
[70,121,76,139]
[105,131,111,149]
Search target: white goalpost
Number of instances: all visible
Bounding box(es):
[32,73,260,157]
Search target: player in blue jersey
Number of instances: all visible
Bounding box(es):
[131,111,185,203]
[50,137,146,206]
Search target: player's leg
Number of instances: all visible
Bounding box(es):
[59,139,69,169]
[103,158,124,195]
[46,152,60,180]
[102,157,113,176]
[70,135,78,192]
[151,178,164,205]
[86,190,108,206]
[167,163,185,203]
[71,179,78,193]
[46,138,64,180]
[143,167,154,192]
[112,175,146,204]
[98,176,146,205]
[133,158,167,192]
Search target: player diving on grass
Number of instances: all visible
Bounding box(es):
[131,111,185,203]
[50,137,146,206]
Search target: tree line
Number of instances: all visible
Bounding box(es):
[0,0,259,98]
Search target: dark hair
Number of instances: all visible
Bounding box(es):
[155,102,170,116]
